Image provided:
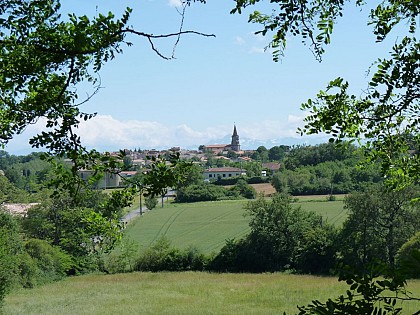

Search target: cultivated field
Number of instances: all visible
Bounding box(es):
[124,197,346,254]
[4,272,419,315]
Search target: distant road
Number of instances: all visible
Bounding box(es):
[122,207,147,224]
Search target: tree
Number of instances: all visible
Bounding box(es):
[0,0,212,204]
[21,188,125,273]
[268,145,289,161]
[244,194,324,271]
[339,186,420,270]
[211,194,336,273]
[0,1,211,285]
[255,146,269,162]
[0,211,22,307]
[233,1,419,188]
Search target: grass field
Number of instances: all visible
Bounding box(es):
[4,272,419,315]
[124,197,346,254]
[125,200,250,253]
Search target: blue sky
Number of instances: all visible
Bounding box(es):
[5,0,401,154]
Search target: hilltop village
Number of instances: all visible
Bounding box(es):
[85,125,282,189]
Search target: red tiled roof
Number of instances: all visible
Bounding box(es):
[204,167,243,173]
[262,162,281,171]
[204,144,228,148]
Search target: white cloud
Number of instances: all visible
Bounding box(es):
[235,36,245,45]
[249,47,265,54]
[4,114,326,154]
[168,0,183,8]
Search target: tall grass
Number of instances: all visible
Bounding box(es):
[4,272,419,315]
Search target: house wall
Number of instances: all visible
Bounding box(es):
[203,170,245,182]
[79,171,121,189]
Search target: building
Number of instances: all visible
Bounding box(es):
[262,162,281,174]
[229,125,240,151]
[79,170,122,189]
[203,167,246,182]
[203,125,241,153]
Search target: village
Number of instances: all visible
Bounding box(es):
[79,125,281,189]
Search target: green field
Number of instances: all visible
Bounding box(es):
[124,198,346,254]
[4,272,419,315]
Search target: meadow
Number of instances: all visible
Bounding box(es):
[124,195,346,254]
[4,272,419,315]
[4,195,419,314]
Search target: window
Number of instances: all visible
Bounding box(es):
[209,174,212,178]
[223,174,226,177]
[228,174,232,177]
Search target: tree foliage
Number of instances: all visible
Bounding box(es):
[233,0,420,189]
[339,186,420,270]
[0,0,212,210]
[211,194,337,273]
[297,262,420,315]
[0,211,22,307]
[397,232,420,279]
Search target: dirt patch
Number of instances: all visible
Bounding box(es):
[249,183,276,197]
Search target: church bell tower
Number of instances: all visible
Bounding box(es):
[230,125,240,152]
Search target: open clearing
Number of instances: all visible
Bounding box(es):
[124,198,345,254]
[4,272,419,315]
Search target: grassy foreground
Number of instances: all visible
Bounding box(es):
[4,272,419,315]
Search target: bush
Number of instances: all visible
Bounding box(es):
[230,179,256,199]
[209,237,261,273]
[326,194,336,201]
[214,177,240,186]
[247,176,270,184]
[145,195,158,210]
[23,239,73,283]
[134,237,208,272]
[0,211,22,307]
[176,184,230,203]
[104,237,139,274]
[397,231,420,278]
[295,226,338,274]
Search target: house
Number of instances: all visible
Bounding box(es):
[79,170,121,189]
[262,162,281,174]
[203,144,228,154]
[203,167,246,182]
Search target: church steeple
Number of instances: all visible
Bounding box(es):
[230,124,240,152]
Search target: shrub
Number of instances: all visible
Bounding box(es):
[295,226,338,274]
[397,231,420,278]
[326,194,336,201]
[214,177,240,186]
[104,237,139,274]
[23,239,73,282]
[134,237,208,272]
[229,179,256,199]
[176,184,230,203]
[247,176,269,184]
[0,211,22,307]
[145,195,158,210]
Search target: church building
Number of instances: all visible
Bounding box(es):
[203,125,241,154]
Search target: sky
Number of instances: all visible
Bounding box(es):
[4,0,402,154]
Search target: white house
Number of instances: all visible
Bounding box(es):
[203,167,246,182]
[79,170,121,189]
